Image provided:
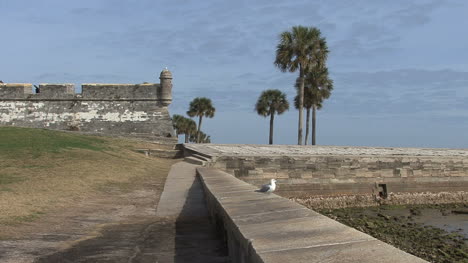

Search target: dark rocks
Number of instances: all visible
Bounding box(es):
[317,204,468,263]
[410,208,422,216]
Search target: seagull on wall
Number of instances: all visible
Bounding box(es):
[256,179,277,193]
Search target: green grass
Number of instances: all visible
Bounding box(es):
[0,127,107,158]
[9,211,46,224]
[0,187,13,192]
[0,127,177,229]
[0,174,25,185]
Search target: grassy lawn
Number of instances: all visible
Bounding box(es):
[0,127,177,226]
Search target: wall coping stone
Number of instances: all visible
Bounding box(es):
[185,144,468,158]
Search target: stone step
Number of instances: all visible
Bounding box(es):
[128,134,178,145]
[192,153,211,162]
[182,144,214,160]
[184,156,206,166]
[134,149,183,159]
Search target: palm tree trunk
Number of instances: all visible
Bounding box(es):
[312,104,317,145]
[298,67,304,145]
[197,116,203,143]
[269,112,275,145]
[185,133,189,143]
[305,108,310,145]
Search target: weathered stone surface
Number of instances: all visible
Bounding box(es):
[197,167,427,263]
[0,83,32,98]
[134,148,182,158]
[0,100,174,138]
[185,144,468,196]
[185,144,468,157]
[293,191,468,209]
[0,70,175,140]
[258,240,426,263]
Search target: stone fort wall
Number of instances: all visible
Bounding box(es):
[213,154,468,197]
[184,144,468,197]
[0,69,175,141]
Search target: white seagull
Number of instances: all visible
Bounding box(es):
[256,179,277,193]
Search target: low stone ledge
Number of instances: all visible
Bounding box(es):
[197,167,427,263]
[133,148,182,158]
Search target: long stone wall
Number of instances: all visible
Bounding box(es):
[197,167,427,263]
[184,144,468,197]
[0,69,175,141]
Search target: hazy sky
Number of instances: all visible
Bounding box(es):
[1,0,468,147]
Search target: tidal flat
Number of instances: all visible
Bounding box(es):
[317,203,468,263]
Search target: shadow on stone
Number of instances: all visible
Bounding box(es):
[33,218,176,263]
[173,175,229,263]
[32,165,228,263]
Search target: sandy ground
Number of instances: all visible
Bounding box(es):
[0,129,228,262]
[0,161,229,263]
[0,168,168,262]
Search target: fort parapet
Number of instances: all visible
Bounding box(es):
[0,69,175,141]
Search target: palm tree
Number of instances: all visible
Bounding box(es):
[295,66,333,145]
[172,115,197,143]
[172,114,185,138]
[294,86,322,145]
[255,89,289,145]
[180,117,197,143]
[274,26,328,145]
[189,130,211,143]
[187,97,215,143]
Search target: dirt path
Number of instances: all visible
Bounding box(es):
[0,161,229,263]
[0,178,164,262]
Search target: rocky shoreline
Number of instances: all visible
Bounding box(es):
[290,191,468,210]
[303,202,468,263]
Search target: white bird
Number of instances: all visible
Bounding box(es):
[256,179,277,193]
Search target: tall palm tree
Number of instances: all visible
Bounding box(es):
[294,86,323,145]
[274,26,328,145]
[295,66,333,145]
[255,89,289,145]
[187,97,215,143]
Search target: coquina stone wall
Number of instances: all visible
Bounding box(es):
[210,155,468,196]
[184,144,468,197]
[0,69,175,141]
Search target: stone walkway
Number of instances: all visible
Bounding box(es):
[184,144,468,157]
[156,162,207,218]
[155,162,229,262]
[33,162,228,263]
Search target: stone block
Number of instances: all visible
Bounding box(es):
[81,83,158,99]
[257,240,426,263]
[300,172,314,179]
[288,170,303,179]
[333,168,354,178]
[0,83,33,98]
[226,159,242,169]
[356,171,376,178]
[314,171,335,179]
[248,169,263,176]
[410,161,423,169]
[262,168,279,174]
[38,84,75,98]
